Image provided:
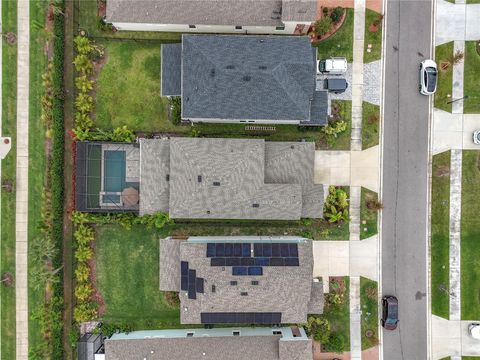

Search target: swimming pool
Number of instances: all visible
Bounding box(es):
[103,150,126,204]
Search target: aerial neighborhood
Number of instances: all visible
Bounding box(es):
[1,0,479,360]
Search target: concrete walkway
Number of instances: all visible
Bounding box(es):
[349,276,362,360]
[449,150,462,321]
[451,41,465,115]
[432,110,480,154]
[435,0,480,45]
[431,315,480,358]
[16,1,29,359]
[314,145,379,192]
[349,186,361,241]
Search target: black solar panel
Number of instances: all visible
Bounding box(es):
[181,261,189,276]
[188,269,196,283]
[280,243,289,257]
[233,243,242,256]
[206,243,215,257]
[226,257,241,266]
[242,243,251,257]
[284,257,299,266]
[272,243,281,257]
[254,257,269,266]
[289,243,298,257]
[224,243,233,257]
[215,243,225,257]
[254,243,262,256]
[232,266,248,276]
[262,243,272,257]
[211,257,226,266]
[248,266,263,276]
[241,257,255,266]
[200,312,282,324]
[188,281,196,299]
[270,257,284,266]
[181,276,188,291]
[196,278,204,293]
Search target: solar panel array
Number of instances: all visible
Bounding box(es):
[180,261,204,299]
[200,312,282,324]
[206,242,300,276]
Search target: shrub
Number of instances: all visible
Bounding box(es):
[74,225,95,246]
[75,245,93,262]
[301,218,313,226]
[74,35,95,55]
[75,75,94,93]
[324,186,349,223]
[73,303,97,323]
[169,97,182,125]
[324,333,345,353]
[75,93,94,113]
[73,54,93,74]
[330,7,344,24]
[322,120,347,138]
[164,291,180,307]
[304,316,330,344]
[75,112,94,131]
[75,284,94,302]
[322,7,329,16]
[315,16,333,36]
[75,264,90,283]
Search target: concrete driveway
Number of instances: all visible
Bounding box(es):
[314,146,379,192]
[435,0,480,45]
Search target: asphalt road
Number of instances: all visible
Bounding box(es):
[381,0,433,359]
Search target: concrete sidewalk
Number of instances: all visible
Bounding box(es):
[314,146,379,192]
[435,0,480,45]
[16,1,29,359]
[431,315,480,358]
[432,110,480,154]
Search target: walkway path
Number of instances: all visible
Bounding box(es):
[451,41,465,115]
[15,1,29,359]
[431,315,480,358]
[435,0,480,45]
[449,150,462,321]
[349,276,362,360]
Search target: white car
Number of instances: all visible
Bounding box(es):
[468,323,480,340]
[474,130,480,145]
[317,57,348,75]
[419,59,438,95]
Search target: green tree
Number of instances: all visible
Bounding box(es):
[315,16,333,36]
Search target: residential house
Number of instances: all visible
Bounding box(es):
[106,0,317,35]
[75,138,324,220]
[161,34,329,126]
[160,236,324,324]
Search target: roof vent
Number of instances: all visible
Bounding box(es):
[198,175,202,183]
[259,65,267,70]
[291,145,295,149]
[252,203,260,208]
[270,15,281,19]
[240,292,248,296]
[230,281,238,286]
[251,280,259,285]
[243,75,251,82]
[213,181,220,186]
[212,285,216,293]
[206,210,211,214]
[210,69,215,77]
[166,174,170,181]
[226,65,235,69]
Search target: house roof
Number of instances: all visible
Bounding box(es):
[106,0,316,26]
[160,237,322,324]
[104,327,312,360]
[161,44,182,96]
[303,90,329,126]
[180,35,317,122]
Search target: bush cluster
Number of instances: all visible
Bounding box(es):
[168,97,182,125]
[324,186,349,223]
[71,210,172,231]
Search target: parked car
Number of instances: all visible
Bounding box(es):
[324,78,348,94]
[317,57,348,75]
[473,130,480,145]
[381,296,399,330]
[468,323,480,340]
[419,60,438,95]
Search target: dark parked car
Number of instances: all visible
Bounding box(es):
[324,78,348,94]
[381,296,399,330]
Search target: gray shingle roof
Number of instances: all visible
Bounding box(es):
[159,237,181,291]
[139,139,170,215]
[279,338,313,360]
[159,237,320,324]
[106,0,316,26]
[161,44,182,96]
[307,280,324,315]
[302,90,329,126]
[180,35,317,122]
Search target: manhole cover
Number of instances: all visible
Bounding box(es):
[365,329,374,338]
[5,32,17,45]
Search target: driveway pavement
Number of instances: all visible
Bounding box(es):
[432,110,480,154]
[314,146,379,191]
[435,0,480,45]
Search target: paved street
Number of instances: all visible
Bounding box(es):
[381,0,433,358]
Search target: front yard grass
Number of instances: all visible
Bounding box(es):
[95,40,351,150]
[463,41,480,114]
[0,0,17,358]
[95,225,182,328]
[360,188,378,240]
[364,9,383,63]
[314,8,354,62]
[434,42,453,113]
[461,150,480,320]
[362,102,379,149]
[431,151,450,319]
[360,277,378,350]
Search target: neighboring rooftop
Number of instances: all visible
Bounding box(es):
[104,327,312,360]
[106,0,316,26]
[160,35,328,126]
[139,137,324,220]
[160,43,182,96]
[159,236,323,324]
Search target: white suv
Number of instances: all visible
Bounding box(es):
[317,57,347,75]
[419,60,438,95]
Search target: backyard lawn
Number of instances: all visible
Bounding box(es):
[364,9,383,63]
[314,8,355,62]
[362,102,379,149]
[463,41,480,113]
[360,188,378,240]
[360,277,378,350]
[461,150,480,320]
[434,42,453,113]
[431,151,450,319]
[95,225,181,328]
[1,0,17,358]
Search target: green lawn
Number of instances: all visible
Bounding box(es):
[362,102,379,149]
[314,9,354,62]
[0,0,17,358]
[360,188,378,240]
[320,277,350,351]
[95,225,181,328]
[94,39,349,150]
[431,151,451,319]
[461,151,480,320]
[360,277,378,350]
[364,9,383,63]
[28,0,48,352]
[434,42,453,113]
[463,41,480,113]
[329,100,352,151]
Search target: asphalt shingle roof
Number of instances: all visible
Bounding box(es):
[180,34,317,122]
[160,44,182,96]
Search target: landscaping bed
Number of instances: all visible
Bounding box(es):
[461,150,480,320]
[364,9,383,63]
[434,42,454,113]
[431,151,450,319]
[360,188,379,240]
[463,41,480,114]
[362,102,379,149]
[360,277,378,350]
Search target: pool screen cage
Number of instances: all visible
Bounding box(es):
[75,141,140,213]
